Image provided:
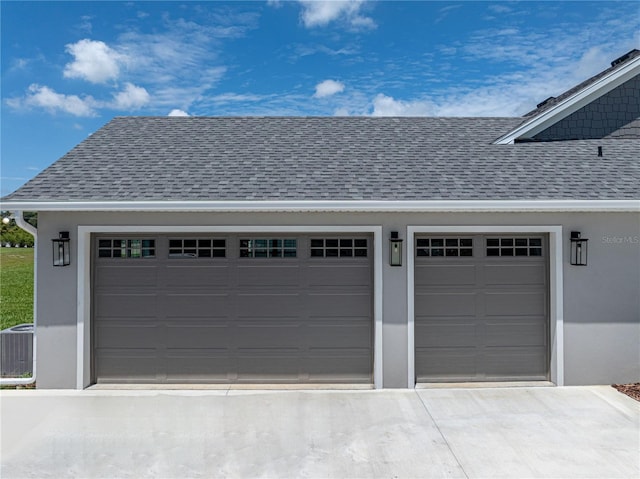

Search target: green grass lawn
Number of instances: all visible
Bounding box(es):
[0,248,34,330]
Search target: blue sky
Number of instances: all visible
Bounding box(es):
[1,1,638,196]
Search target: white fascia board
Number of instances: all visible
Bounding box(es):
[3,199,639,212]
[494,55,640,144]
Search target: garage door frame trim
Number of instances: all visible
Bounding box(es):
[77,225,383,390]
[407,225,563,387]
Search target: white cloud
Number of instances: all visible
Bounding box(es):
[488,4,512,14]
[7,84,96,117]
[168,109,190,116]
[0,176,29,182]
[371,94,435,116]
[572,46,612,80]
[369,78,564,117]
[434,4,462,24]
[314,80,345,98]
[63,39,124,84]
[431,89,529,117]
[6,81,152,117]
[12,58,29,70]
[115,19,234,109]
[111,83,150,110]
[10,13,259,117]
[368,64,571,117]
[150,67,226,108]
[210,93,266,103]
[364,8,640,119]
[299,0,375,29]
[77,15,93,34]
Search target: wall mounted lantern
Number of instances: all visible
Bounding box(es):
[52,231,71,267]
[570,231,588,266]
[390,231,403,267]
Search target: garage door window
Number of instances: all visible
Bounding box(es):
[486,237,543,257]
[98,239,155,258]
[240,239,297,258]
[310,238,368,258]
[416,238,473,257]
[169,239,226,258]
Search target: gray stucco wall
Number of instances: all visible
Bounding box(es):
[533,75,640,140]
[34,210,640,388]
[561,212,640,384]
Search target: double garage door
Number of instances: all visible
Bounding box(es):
[93,231,549,385]
[92,234,373,384]
[414,234,549,382]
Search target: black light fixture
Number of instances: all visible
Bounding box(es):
[52,231,71,267]
[570,231,588,266]
[390,231,403,267]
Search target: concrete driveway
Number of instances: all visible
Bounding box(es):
[1,386,638,478]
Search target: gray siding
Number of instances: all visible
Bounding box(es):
[606,118,640,139]
[533,75,640,140]
[34,210,640,388]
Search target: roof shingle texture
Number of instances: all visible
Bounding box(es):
[4,116,639,201]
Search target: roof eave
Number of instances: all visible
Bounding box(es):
[3,200,639,213]
[494,55,640,145]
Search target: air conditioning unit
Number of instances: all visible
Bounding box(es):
[1,324,33,377]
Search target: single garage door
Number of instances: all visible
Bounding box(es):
[93,234,373,384]
[414,234,549,382]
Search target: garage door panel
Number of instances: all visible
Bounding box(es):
[307,293,371,316]
[94,265,158,288]
[415,320,477,347]
[165,265,229,287]
[166,351,233,381]
[308,264,371,287]
[484,319,548,347]
[164,293,230,317]
[306,316,371,324]
[95,293,158,318]
[166,323,232,348]
[238,265,300,286]
[484,263,546,286]
[94,233,373,384]
[414,234,549,383]
[237,351,301,381]
[485,292,546,316]
[415,349,477,380]
[484,347,548,378]
[415,264,477,286]
[236,323,300,348]
[307,322,372,348]
[415,293,476,317]
[237,294,300,317]
[95,350,158,382]
[96,323,161,348]
[307,351,371,382]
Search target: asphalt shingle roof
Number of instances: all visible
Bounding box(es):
[4,116,639,202]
